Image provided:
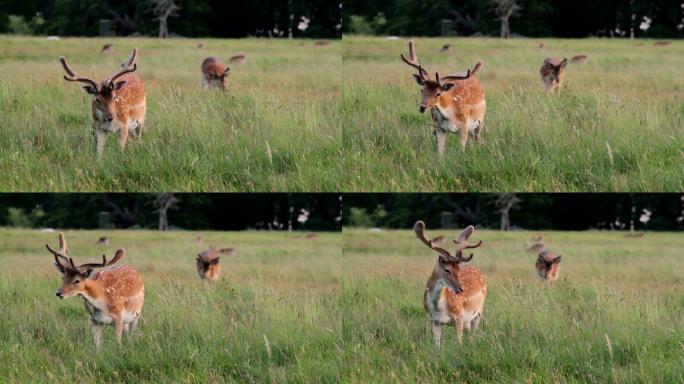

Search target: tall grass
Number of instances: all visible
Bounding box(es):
[0,229,342,382]
[0,36,341,191]
[342,37,684,191]
[341,228,684,382]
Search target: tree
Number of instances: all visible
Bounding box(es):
[151,0,179,38]
[494,0,521,38]
[495,193,521,231]
[154,193,179,231]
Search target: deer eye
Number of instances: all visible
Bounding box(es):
[72,279,80,285]
[443,267,451,274]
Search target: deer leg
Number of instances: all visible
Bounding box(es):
[431,322,443,350]
[459,118,469,150]
[454,317,464,345]
[114,319,124,346]
[93,128,106,158]
[434,129,447,158]
[470,312,482,335]
[118,119,129,149]
[92,321,103,351]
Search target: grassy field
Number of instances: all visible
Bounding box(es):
[342,37,684,191]
[341,228,683,382]
[0,36,340,191]
[0,229,341,383]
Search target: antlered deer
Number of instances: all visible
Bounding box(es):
[570,54,588,64]
[47,232,144,349]
[535,249,562,283]
[201,57,230,91]
[59,48,147,158]
[415,221,487,348]
[196,246,235,284]
[401,40,486,157]
[540,58,568,93]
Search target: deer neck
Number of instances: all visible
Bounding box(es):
[80,279,108,309]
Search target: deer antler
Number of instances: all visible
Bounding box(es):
[414,221,452,258]
[400,40,429,80]
[59,57,98,90]
[80,248,125,269]
[440,61,483,83]
[452,225,483,262]
[105,48,139,86]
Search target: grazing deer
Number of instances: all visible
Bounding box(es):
[314,40,330,47]
[570,54,588,64]
[229,55,246,64]
[401,40,486,156]
[535,250,562,283]
[654,41,671,46]
[101,44,113,54]
[96,236,108,245]
[201,57,230,91]
[540,58,568,93]
[196,246,235,284]
[196,43,204,49]
[415,221,487,348]
[47,232,144,350]
[59,48,147,158]
[440,44,452,53]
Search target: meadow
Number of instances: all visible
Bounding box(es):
[341,228,683,382]
[342,37,684,191]
[0,36,341,191]
[0,229,342,383]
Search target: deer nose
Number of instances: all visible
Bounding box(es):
[56,291,64,299]
[419,106,426,113]
[106,116,113,122]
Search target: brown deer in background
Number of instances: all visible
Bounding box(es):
[47,232,144,350]
[59,48,147,158]
[535,250,562,283]
[196,246,235,284]
[415,221,487,349]
[540,58,568,93]
[201,57,230,91]
[401,40,487,157]
[229,55,246,64]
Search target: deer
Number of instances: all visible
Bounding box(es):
[59,48,146,158]
[47,232,144,350]
[570,54,588,64]
[229,55,247,64]
[440,44,452,53]
[540,58,568,93]
[535,249,562,283]
[201,57,230,91]
[415,221,487,349]
[101,44,113,54]
[401,40,486,157]
[96,236,109,245]
[196,246,235,284]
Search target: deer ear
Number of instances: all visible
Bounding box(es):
[210,258,220,265]
[82,86,97,94]
[441,82,455,91]
[223,67,230,76]
[553,255,562,263]
[412,74,424,85]
[112,80,127,90]
[560,58,568,68]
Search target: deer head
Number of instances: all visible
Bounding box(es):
[535,250,562,279]
[542,58,568,84]
[401,40,481,113]
[414,221,483,293]
[59,48,139,122]
[47,232,124,299]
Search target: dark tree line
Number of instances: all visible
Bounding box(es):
[0,194,342,231]
[343,194,684,231]
[0,0,340,38]
[344,0,684,38]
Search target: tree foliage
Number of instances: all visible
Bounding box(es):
[343,0,684,37]
[0,0,341,37]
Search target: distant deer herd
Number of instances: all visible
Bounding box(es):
[400,39,588,157]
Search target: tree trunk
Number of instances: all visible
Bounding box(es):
[500,18,510,38]
[158,210,168,231]
[500,210,510,231]
[159,18,168,38]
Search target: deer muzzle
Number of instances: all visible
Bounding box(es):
[56,290,64,299]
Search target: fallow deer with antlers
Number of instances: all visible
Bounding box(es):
[540,58,568,93]
[201,57,230,91]
[47,232,144,349]
[196,245,235,284]
[535,249,562,283]
[401,40,486,157]
[59,48,146,158]
[415,221,487,349]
